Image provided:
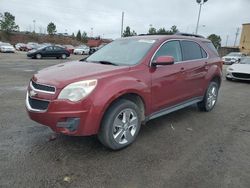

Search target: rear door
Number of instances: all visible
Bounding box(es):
[179,40,208,99]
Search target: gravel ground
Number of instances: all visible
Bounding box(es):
[0,52,250,188]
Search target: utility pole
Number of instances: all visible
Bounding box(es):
[195,0,208,35]
[121,12,124,37]
[33,20,36,33]
[225,35,229,47]
[234,27,240,47]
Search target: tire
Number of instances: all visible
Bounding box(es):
[98,99,142,150]
[61,54,67,59]
[197,81,219,112]
[36,53,42,59]
[226,77,232,81]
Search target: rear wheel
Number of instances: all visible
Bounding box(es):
[36,53,42,59]
[197,81,219,112]
[98,99,141,150]
[61,54,67,59]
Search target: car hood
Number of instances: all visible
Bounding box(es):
[223,56,240,59]
[229,64,250,73]
[33,61,130,89]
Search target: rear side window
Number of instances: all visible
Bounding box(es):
[181,41,205,61]
[153,40,182,62]
[204,42,219,56]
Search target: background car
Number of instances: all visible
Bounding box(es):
[27,45,70,59]
[15,43,26,51]
[226,56,250,81]
[25,42,39,51]
[222,52,246,65]
[0,43,15,53]
[73,45,90,55]
[63,45,75,54]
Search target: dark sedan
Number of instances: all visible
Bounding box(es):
[27,45,70,59]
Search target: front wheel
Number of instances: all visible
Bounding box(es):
[61,54,67,59]
[36,53,42,59]
[98,99,141,150]
[197,81,219,112]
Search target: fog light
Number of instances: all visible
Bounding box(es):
[56,118,80,132]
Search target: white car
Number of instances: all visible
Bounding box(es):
[73,45,90,55]
[0,43,15,53]
[222,52,246,65]
[226,57,250,81]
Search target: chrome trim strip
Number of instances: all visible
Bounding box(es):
[25,92,48,113]
[149,39,209,67]
[30,81,56,94]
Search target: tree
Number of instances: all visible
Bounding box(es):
[122,26,137,37]
[207,34,221,49]
[157,28,167,35]
[47,22,56,35]
[147,25,179,35]
[170,25,178,34]
[148,27,157,35]
[0,12,19,33]
[76,30,81,41]
[71,33,75,38]
[82,31,88,43]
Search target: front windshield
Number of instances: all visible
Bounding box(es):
[228,52,241,57]
[86,38,156,66]
[240,57,250,64]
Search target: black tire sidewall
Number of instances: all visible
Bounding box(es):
[98,99,141,150]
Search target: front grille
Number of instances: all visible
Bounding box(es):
[28,97,49,110]
[232,73,250,79]
[31,80,55,93]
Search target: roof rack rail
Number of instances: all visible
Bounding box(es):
[175,32,205,38]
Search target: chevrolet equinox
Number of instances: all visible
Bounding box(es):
[26,34,222,150]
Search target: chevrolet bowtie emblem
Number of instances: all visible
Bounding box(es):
[29,90,37,97]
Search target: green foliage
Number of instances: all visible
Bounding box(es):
[148,27,157,34]
[82,31,88,43]
[76,30,81,41]
[207,34,221,49]
[122,26,137,37]
[47,22,57,35]
[147,25,179,35]
[0,12,19,33]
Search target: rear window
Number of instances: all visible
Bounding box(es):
[204,42,219,56]
[181,41,204,61]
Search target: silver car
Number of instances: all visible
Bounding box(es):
[222,52,246,65]
[226,56,250,81]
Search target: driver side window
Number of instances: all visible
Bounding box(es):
[153,40,182,62]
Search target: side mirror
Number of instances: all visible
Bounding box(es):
[152,56,175,66]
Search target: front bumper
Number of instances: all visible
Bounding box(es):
[26,92,101,136]
[226,71,250,81]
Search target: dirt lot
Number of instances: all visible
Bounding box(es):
[0,52,250,188]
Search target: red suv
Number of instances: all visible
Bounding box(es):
[26,34,222,150]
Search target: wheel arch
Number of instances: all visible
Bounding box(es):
[100,92,147,130]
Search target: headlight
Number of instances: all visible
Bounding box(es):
[58,80,97,102]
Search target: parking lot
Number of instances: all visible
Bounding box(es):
[0,52,250,188]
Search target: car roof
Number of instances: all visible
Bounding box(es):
[121,35,211,43]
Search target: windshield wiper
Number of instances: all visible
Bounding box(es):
[98,61,118,66]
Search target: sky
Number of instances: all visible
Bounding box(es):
[0,0,249,46]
